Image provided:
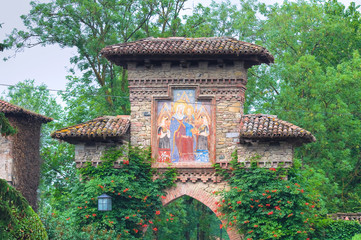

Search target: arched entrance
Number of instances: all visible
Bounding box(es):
[159,195,230,240]
[162,182,243,240]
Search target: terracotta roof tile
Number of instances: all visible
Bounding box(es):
[240,114,316,143]
[51,115,130,142]
[0,99,52,123]
[101,37,274,64]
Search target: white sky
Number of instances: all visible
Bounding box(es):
[0,0,358,96]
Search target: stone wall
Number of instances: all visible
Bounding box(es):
[238,141,294,168]
[128,60,247,165]
[74,141,129,168]
[0,135,13,183]
[7,116,42,211]
[127,61,246,80]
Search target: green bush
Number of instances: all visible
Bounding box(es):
[215,153,326,239]
[42,146,176,239]
[352,234,361,240]
[0,179,48,239]
[313,218,361,240]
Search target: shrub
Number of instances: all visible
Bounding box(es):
[0,179,48,239]
[312,218,361,240]
[215,152,326,239]
[352,234,361,240]
[42,146,176,239]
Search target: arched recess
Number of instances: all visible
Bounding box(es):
[162,182,243,240]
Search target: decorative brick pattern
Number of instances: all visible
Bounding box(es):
[154,168,221,183]
[162,182,243,240]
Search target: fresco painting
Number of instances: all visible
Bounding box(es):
[156,89,211,163]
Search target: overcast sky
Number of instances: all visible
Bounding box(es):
[0,0,358,96]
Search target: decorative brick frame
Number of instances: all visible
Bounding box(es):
[162,183,243,240]
[151,84,216,169]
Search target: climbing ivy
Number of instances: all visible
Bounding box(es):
[0,179,48,239]
[43,146,176,239]
[0,112,17,136]
[214,152,327,240]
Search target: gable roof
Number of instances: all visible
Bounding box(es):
[51,115,130,143]
[101,37,274,66]
[240,114,316,144]
[0,99,53,123]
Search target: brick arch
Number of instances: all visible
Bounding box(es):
[162,182,243,240]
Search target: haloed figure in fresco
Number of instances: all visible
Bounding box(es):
[157,114,171,162]
[170,100,196,162]
[196,114,210,162]
[156,89,212,163]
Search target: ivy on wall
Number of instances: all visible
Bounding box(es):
[0,112,17,136]
[214,152,326,240]
[0,179,48,239]
[43,146,176,239]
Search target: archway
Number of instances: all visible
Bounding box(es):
[161,182,243,240]
[150,195,230,240]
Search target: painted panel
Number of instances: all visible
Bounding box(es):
[156,89,212,163]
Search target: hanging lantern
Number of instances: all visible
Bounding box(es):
[98,193,112,211]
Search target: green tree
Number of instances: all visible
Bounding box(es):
[249,0,361,211]
[0,179,48,239]
[3,0,196,124]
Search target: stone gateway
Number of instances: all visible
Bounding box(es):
[52,37,315,239]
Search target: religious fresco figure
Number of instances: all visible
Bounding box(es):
[170,100,186,162]
[157,114,171,162]
[179,104,196,161]
[196,113,210,162]
[156,89,212,163]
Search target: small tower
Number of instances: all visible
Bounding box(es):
[0,100,52,211]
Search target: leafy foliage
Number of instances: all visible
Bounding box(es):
[42,146,176,239]
[0,112,17,136]
[144,196,229,240]
[0,179,48,240]
[215,153,326,239]
[312,218,361,240]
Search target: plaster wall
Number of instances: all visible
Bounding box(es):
[0,135,13,182]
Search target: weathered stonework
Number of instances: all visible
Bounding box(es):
[128,62,246,164]
[1,100,52,211]
[84,37,313,240]
[238,142,294,168]
[74,141,129,168]
[0,135,13,183]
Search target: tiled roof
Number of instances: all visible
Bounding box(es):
[101,37,274,64]
[51,115,130,142]
[0,99,52,123]
[240,114,316,143]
